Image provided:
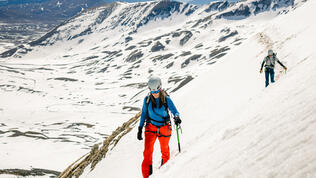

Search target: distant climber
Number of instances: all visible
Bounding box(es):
[260,49,287,87]
[137,76,181,178]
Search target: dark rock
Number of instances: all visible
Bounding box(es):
[180,31,193,46]
[205,1,230,13]
[151,41,165,52]
[101,50,121,58]
[69,27,92,40]
[220,27,231,33]
[99,67,108,73]
[137,1,182,28]
[209,46,230,59]
[48,77,78,82]
[165,62,174,69]
[122,106,141,111]
[216,4,251,20]
[169,75,194,93]
[121,82,147,89]
[125,50,143,62]
[78,39,84,44]
[125,45,136,50]
[182,3,197,16]
[172,32,181,38]
[192,14,214,28]
[116,53,123,57]
[154,33,171,41]
[195,43,203,48]
[214,53,227,59]
[8,130,49,139]
[139,40,152,47]
[0,44,32,58]
[233,38,243,43]
[66,123,94,128]
[172,30,193,45]
[84,56,99,60]
[125,36,133,43]
[181,54,202,68]
[218,30,238,42]
[152,53,174,62]
[0,47,18,58]
[252,0,294,15]
[90,46,100,50]
[0,168,60,177]
[17,86,42,93]
[208,61,217,65]
[175,51,191,59]
[180,51,191,56]
[95,82,104,85]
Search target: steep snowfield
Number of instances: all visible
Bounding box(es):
[0,0,309,177]
[0,0,280,174]
[80,0,316,177]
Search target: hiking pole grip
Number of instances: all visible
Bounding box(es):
[176,125,181,153]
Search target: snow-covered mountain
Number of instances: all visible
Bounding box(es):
[0,0,110,23]
[0,0,311,177]
[74,0,315,177]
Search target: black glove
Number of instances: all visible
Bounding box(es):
[137,126,143,140]
[174,116,182,126]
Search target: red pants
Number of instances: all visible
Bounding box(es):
[141,123,172,178]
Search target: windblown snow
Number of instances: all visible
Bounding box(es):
[0,0,315,177]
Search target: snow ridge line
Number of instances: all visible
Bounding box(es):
[58,112,142,178]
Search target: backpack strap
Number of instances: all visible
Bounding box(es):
[145,90,170,126]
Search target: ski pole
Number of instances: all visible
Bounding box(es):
[176,124,181,153]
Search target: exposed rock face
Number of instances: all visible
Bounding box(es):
[204,1,230,13]
[137,1,197,28]
[125,36,133,43]
[218,31,238,42]
[58,112,142,178]
[209,46,231,59]
[125,45,136,50]
[125,50,143,63]
[151,41,165,52]
[152,53,174,62]
[217,4,251,20]
[181,54,202,68]
[252,0,294,14]
[180,31,193,46]
[0,168,60,177]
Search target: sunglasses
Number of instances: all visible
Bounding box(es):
[151,89,160,94]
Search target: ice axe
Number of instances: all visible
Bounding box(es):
[176,124,182,153]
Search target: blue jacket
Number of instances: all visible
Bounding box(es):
[139,96,180,128]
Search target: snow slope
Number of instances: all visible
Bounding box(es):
[80,0,316,177]
[0,0,307,177]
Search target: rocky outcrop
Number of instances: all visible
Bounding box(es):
[125,50,144,62]
[151,41,165,52]
[204,1,231,13]
[0,168,60,177]
[181,54,202,68]
[58,112,141,178]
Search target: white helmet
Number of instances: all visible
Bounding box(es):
[148,76,162,91]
